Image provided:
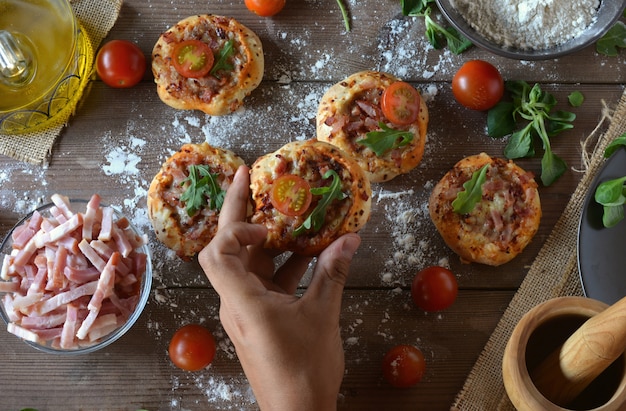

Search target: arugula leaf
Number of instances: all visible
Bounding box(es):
[401,0,431,15]
[595,176,626,206]
[452,164,489,214]
[336,0,351,31]
[358,122,414,156]
[401,1,472,54]
[180,165,226,216]
[210,40,235,77]
[604,133,626,158]
[568,91,584,107]
[503,124,534,159]
[487,101,516,138]
[294,170,347,236]
[596,21,626,57]
[487,80,575,186]
[595,176,626,227]
[603,204,625,228]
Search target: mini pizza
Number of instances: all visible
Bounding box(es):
[316,70,428,183]
[147,142,245,259]
[428,153,541,266]
[250,139,372,256]
[152,14,264,116]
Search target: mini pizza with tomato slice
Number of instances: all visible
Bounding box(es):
[428,153,541,266]
[152,14,264,115]
[250,139,372,256]
[147,142,246,259]
[316,70,428,183]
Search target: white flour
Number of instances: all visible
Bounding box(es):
[451,0,600,50]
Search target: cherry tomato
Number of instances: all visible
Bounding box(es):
[270,174,312,216]
[95,40,146,88]
[168,324,216,371]
[411,266,458,312]
[245,0,286,17]
[382,344,426,388]
[381,81,421,126]
[452,60,504,111]
[171,40,214,78]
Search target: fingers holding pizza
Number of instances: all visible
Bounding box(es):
[250,140,372,256]
[428,153,541,266]
[316,71,428,183]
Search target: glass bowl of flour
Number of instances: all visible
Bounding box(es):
[436,0,626,60]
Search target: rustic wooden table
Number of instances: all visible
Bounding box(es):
[1,0,625,409]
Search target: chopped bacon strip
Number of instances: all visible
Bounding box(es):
[7,322,43,344]
[34,213,83,248]
[98,207,114,241]
[0,280,19,293]
[51,194,74,219]
[82,194,101,239]
[0,194,148,350]
[60,303,79,349]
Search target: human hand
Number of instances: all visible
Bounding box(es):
[198,165,361,411]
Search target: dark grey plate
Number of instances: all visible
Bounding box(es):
[577,147,626,305]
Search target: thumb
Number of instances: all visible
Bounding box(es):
[305,233,361,310]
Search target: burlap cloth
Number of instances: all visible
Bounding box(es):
[0,0,122,165]
[452,88,626,410]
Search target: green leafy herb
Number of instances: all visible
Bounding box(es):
[596,21,626,57]
[487,80,575,186]
[336,0,351,31]
[358,122,413,156]
[401,0,472,54]
[210,39,235,77]
[604,133,626,158]
[595,176,626,227]
[452,164,489,214]
[294,170,347,236]
[568,91,584,107]
[180,165,226,216]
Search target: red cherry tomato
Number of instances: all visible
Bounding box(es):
[245,0,286,16]
[452,60,504,111]
[270,174,313,216]
[382,344,426,388]
[95,40,146,88]
[411,266,458,312]
[168,324,216,371]
[381,81,421,126]
[171,40,214,78]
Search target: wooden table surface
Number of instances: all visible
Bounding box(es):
[1,1,625,410]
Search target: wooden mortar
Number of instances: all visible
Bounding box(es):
[502,296,626,411]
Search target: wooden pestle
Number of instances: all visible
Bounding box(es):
[530,295,626,407]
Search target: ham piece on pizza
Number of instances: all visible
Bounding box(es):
[316,70,428,183]
[428,153,541,266]
[249,139,372,256]
[152,14,264,116]
[147,142,245,259]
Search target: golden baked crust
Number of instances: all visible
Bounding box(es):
[428,153,541,266]
[147,142,245,259]
[152,15,264,116]
[250,139,372,256]
[316,70,428,183]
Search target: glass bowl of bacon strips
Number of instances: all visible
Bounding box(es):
[0,194,152,354]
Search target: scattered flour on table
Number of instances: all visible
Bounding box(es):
[451,0,600,50]
[0,164,48,216]
[377,14,457,79]
[374,185,450,287]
